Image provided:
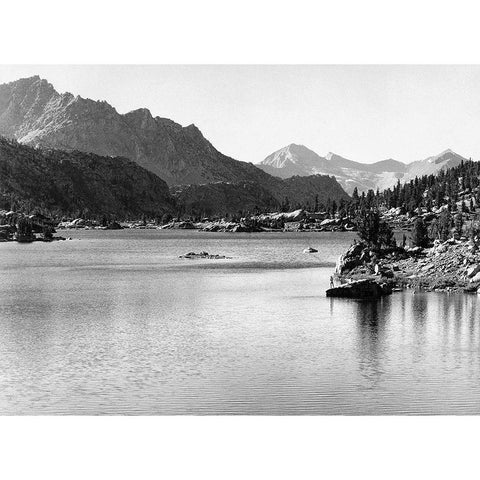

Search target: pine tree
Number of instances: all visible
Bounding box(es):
[438,210,452,241]
[352,187,359,203]
[411,217,429,247]
[355,209,394,249]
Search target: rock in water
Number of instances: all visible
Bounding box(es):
[326,279,392,299]
[179,251,231,260]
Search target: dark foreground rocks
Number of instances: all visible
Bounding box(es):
[326,279,392,299]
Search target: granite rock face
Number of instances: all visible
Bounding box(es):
[0,77,296,188]
[0,76,252,185]
[0,76,350,215]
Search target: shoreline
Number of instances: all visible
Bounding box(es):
[333,238,480,295]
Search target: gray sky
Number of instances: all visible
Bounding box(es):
[1,65,479,164]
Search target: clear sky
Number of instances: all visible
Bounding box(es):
[1,65,479,164]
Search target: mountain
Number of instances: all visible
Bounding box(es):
[0,76,350,216]
[258,144,468,194]
[403,149,467,182]
[174,174,350,217]
[325,152,407,174]
[324,152,408,193]
[173,182,279,217]
[0,76,296,188]
[0,137,175,218]
[259,144,337,178]
[258,144,405,194]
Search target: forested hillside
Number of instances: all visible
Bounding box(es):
[0,137,175,219]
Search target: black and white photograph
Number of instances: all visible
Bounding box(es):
[3,1,480,478]
[3,64,480,416]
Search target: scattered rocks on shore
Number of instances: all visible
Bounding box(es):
[199,221,264,233]
[333,237,480,294]
[160,221,196,230]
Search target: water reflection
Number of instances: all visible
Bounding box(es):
[410,293,429,365]
[354,298,389,388]
[2,230,480,414]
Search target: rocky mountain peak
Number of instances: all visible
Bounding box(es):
[417,149,465,166]
[259,143,473,194]
[0,76,317,190]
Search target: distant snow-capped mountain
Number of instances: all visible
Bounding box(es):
[259,144,338,178]
[257,144,469,194]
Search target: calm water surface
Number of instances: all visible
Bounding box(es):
[1,230,479,415]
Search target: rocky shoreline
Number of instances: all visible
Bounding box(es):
[333,238,480,295]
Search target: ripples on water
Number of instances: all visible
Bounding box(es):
[0,230,479,415]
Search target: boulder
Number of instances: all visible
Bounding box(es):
[326,279,392,299]
[380,269,394,278]
[435,244,448,254]
[320,218,336,226]
[470,272,480,283]
[466,265,480,278]
[335,242,367,274]
[421,263,435,272]
[177,221,196,229]
[464,284,479,293]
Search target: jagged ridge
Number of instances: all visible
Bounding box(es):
[0,76,301,189]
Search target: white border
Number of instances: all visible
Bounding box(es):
[1,0,480,64]
[1,417,479,479]
[2,1,480,479]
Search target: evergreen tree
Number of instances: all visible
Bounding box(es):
[355,209,394,249]
[411,217,429,247]
[438,210,452,241]
[454,213,464,238]
[352,187,359,203]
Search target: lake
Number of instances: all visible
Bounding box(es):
[0,229,479,415]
